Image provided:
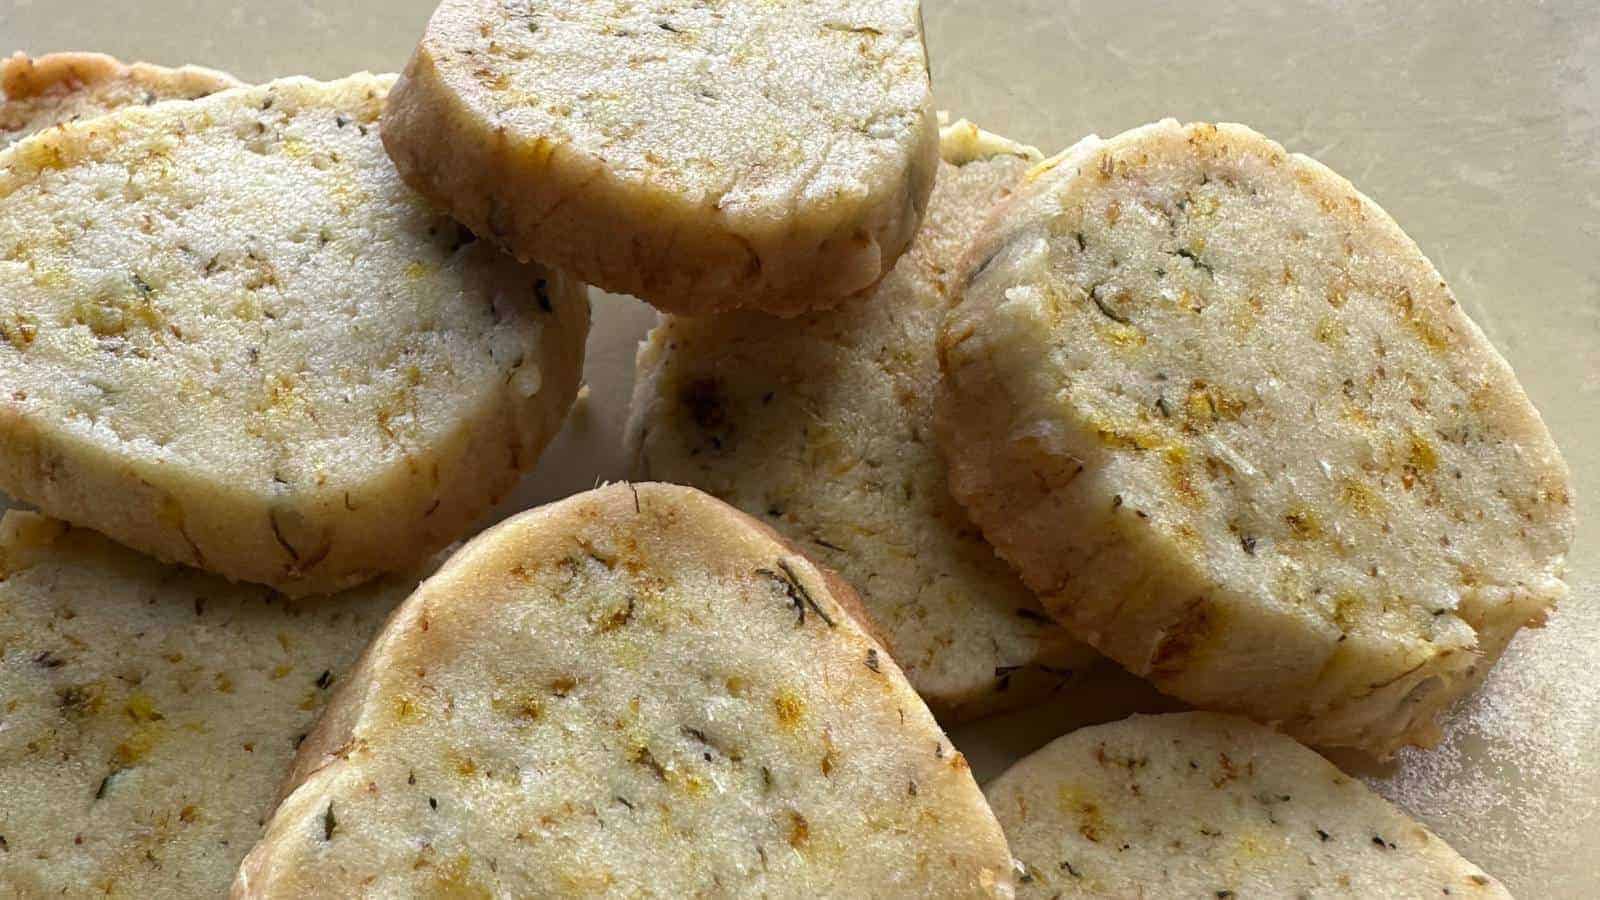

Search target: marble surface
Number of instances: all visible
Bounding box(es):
[4,0,1597,893]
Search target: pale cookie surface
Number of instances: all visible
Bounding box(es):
[937,120,1572,754]
[234,483,1013,898]
[627,119,1096,723]
[382,0,937,316]
[986,712,1509,898]
[1,51,240,147]
[0,72,589,595]
[0,510,426,898]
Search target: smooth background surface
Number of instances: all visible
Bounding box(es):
[4,0,1596,893]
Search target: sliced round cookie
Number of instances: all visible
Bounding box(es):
[233,483,1013,898]
[0,510,429,897]
[626,118,1098,723]
[985,713,1508,898]
[2,51,240,147]
[381,0,937,316]
[0,72,589,595]
[937,120,1572,754]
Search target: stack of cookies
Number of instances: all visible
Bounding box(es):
[0,1,1571,896]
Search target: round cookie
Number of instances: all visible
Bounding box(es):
[2,51,240,147]
[0,73,590,596]
[627,117,1098,723]
[381,0,937,316]
[986,712,1509,898]
[234,483,1013,898]
[937,120,1572,754]
[0,510,429,897]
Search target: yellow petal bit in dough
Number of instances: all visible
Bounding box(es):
[234,484,1013,899]
[381,0,938,316]
[0,73,590,595]
[937,120,1573,755]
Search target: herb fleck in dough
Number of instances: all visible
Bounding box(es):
[627,117,1100,722]
[382,0,938,316]
[987,713,1509,898]
[937,120,1573,755]
[0,72,589,595]
[235,484,1012,899]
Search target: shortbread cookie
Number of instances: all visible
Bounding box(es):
[234,483,1013,898]
[0,510,428,898]
[1,51,240,147]
[627,118,1096,723]
[0,72,589,595]
[937,120,1572,754]
[382,0,937,316]
[986,713,1509,898]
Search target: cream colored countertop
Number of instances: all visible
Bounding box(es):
[4,0,1597,894]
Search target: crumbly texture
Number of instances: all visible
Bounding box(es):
[1,51,241,147]
[234,483,1013,898]
[937,120,1573,755]
[626,120,1098,724]
[0,510,428,897]
[0,72,590,595]
[986,713,1510,898]
[381,0,937,316]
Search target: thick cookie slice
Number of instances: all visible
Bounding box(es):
[233,483,1013,898]
[0,73,589,595]
[627,118,1096,724]
[382,0,937,316]
[1,51,240,147]
[937,120,1572,754]
[986,713,1508,898]
[0,510,427,898]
